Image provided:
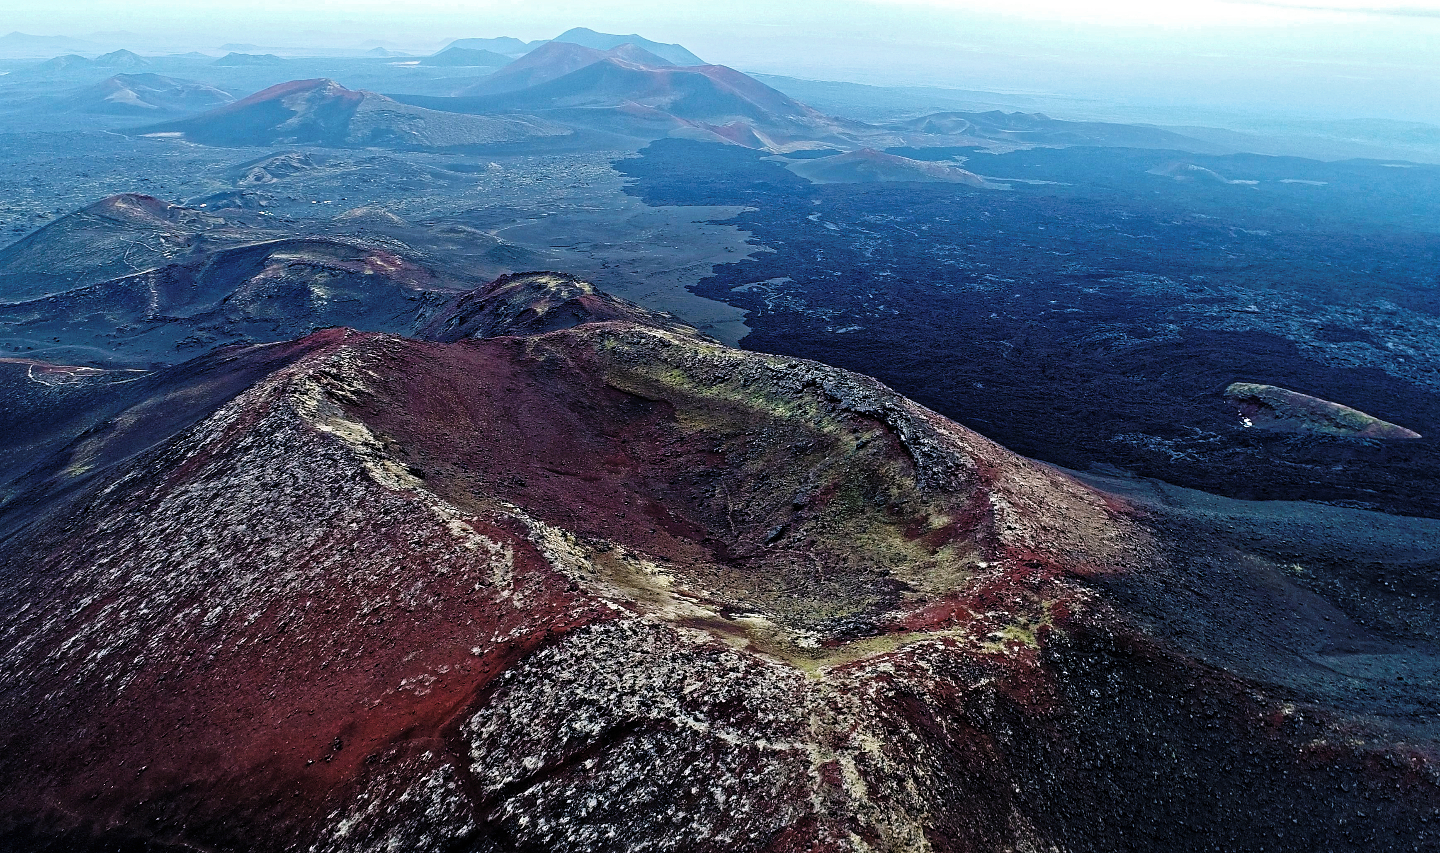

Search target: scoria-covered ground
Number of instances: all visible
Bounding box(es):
[0,275,1437,852]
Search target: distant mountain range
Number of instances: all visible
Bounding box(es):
[134,78,571,149]
[0,27,1266,158]
[115,48,1232,157]
[213,52,285,66]
[785,148,995,187]
[21,49,151,75]
[0,31,97,58]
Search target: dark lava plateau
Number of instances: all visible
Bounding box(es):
[1,272,1438,852]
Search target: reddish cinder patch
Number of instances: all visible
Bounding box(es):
[220,78,365,113]
[0,405,613,849]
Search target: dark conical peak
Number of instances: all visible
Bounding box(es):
[418,271,701,342]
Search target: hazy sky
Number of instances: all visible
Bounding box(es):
[6,0,1439,123]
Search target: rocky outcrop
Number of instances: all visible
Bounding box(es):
[1227,381,1422,439]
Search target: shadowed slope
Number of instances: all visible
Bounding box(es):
[0,194,243,300]
[0,237,476,367]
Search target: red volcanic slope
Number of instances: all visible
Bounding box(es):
[224,77,364,112]
[0,276,1436,851]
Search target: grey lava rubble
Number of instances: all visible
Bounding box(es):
[1,275,1438,852]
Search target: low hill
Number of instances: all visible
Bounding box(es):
[890,110,1228,152]
[787,148,994,187]
[93,48,149,68]
[213,52,284,66]
[446,36,543,56]
[229,150,319,185]
[552,26,704,65]
[136,78,571,149]
[418,46,513,67]
[61,73,234,115]
[26,53,95,74]
[1149,161,1259,185]
[1226,382,1422,439]
[419,270,700,340]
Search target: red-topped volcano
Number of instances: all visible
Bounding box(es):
[0,273,1436,852]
